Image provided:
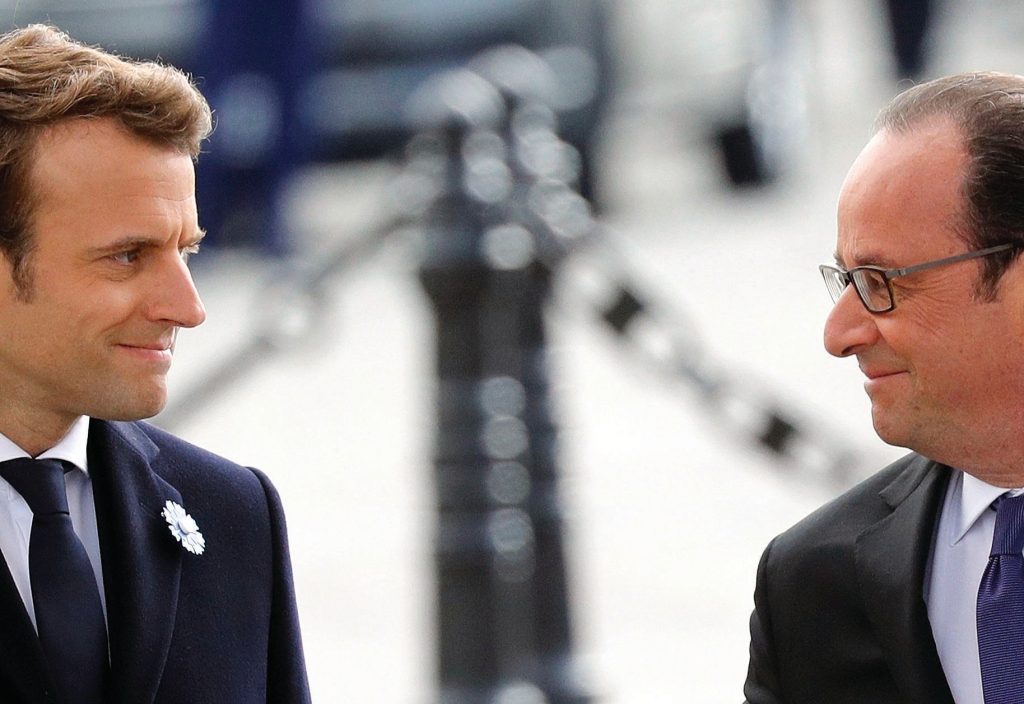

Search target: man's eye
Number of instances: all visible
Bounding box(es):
[110,250,140,265]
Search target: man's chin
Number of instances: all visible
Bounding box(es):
[870,406,913,449]
[87,386,169,422]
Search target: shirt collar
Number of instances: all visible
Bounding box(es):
[950,470,1024,545]
[0,415,91,475]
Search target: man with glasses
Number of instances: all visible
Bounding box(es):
[745,73,1024,704]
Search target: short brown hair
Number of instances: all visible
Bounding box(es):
[0,24,212,292]
[876,72,1024,296]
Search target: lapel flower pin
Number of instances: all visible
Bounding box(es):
[162,500,206,555]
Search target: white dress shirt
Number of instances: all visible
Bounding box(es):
[926,469,1024,704]
[0,416,105,629]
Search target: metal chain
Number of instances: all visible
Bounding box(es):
[161,55,870,493]
[457,91,868,491]
[550,225,864,490]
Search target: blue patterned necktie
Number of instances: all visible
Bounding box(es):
[0,458,108,704]
[978,492,1024,703]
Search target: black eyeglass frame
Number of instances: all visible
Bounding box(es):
[819,243,1017,313]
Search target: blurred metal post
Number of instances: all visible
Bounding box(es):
[413,69,588,704]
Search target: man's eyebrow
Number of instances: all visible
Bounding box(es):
[86,230,206,256]
[87,236,162,257]
[832,249,899,269]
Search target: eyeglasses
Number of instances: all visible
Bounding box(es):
[819,243,1016,313]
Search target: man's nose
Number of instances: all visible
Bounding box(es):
[823,284,879,357]
[147,254,206,328]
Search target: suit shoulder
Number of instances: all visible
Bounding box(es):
[137,421,244,465]
[115,420,267,493]
[770,452,940,561]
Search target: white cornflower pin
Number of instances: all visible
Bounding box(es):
[162,500,205,555]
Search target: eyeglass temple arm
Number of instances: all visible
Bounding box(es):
[889,243,1016,278]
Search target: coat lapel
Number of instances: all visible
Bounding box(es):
[0,554,57,701]
[88,419,182,704]
[855,456,955,704]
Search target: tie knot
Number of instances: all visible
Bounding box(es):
[991,492,1024,556]
[0,458,70,516]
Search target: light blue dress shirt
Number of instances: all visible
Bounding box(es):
[926,470,1024,704]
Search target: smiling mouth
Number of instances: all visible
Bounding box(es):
[117,344,174,364]
[860,365,907,380]
[866,371,902,380]
[862,370,909,398]
[117,329,179,361]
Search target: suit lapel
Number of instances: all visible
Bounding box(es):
[855,456,955,704]
[0,552,57,701]
[88,419,182,704]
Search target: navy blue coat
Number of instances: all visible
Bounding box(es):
[0,419,311,703]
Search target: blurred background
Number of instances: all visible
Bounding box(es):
[3,0,1024,701]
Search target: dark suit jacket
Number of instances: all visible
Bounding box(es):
[744,453,957,704]
[0,418,311,703]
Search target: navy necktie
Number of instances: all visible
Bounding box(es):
[0,458,108,704]
[978,492,1024,703]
